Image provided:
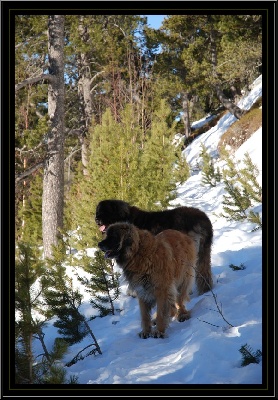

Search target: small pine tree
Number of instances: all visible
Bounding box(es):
[221,180,252,221]
[173,153,191,185]
[247,210,262,231]
[238,153,262,204]
[219,149,262,226]
[33,337,79,384]
[199,143,221,187]
[78,250,121,317]
[15,242,48,384]
[42,242,102,356]
[15,242,74,384]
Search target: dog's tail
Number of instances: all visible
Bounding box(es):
[188,224,213,295]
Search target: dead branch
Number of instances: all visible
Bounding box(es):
[15,74,54,92]
[15,161,45,184]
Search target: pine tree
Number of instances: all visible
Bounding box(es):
[238,153,262,204]
[66,105,142,250]
[32,337,79,384]
[42,242,102,356]
[138,99,180,209]
[199,143,221,187]
[78,250,121,317]
[173,153,191,186]
[219,150,262,226]
[15,242,49,383]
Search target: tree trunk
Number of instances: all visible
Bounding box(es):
[42,15,65,259]
[181,92,191,138]
[77,16,93,175]
[215,85,245,119]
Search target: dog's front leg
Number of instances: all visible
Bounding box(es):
[138,298,152,339]
[152,293,170,338]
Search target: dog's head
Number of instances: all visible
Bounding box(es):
[95,200,131,233]
[98,222,138,262]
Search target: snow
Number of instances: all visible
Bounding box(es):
[32,75,264,389]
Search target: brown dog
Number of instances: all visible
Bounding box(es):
[98,222,198,339]
[95,199,213,294]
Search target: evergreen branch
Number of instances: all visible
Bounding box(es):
[239,344,262,366]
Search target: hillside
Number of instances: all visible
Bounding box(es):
[32,75,263,390]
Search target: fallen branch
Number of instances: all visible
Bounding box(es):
[193,266,234,328]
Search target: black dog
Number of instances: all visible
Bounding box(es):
[95,199,213,294]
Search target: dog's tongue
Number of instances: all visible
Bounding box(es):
[99,225,106,232]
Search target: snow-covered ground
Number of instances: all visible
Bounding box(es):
[32,75,266,391]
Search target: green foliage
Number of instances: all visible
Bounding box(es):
[247,211,262,232]
[42,241,102,357]
[237,153,262,204]
[15,334,75,384]
[78,250,121,317]
[32,337,79,384]
[218,149,262,228]
[199,143,221,187]
[17,172,43,245]
[66,100,183,249]
[15,242,75,384]
[137,99,181,209]
[173,153,191,185]
[66,105,139,249]
[221,180,252,221]
[15,242,46,330]
[239,344,262,367]
[15,345,31,384]
[42,244,88,344]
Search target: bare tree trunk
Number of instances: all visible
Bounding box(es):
[77,16,93,175]
[42,15,65,259]
[181,92,191,138]
[214,85,245,119]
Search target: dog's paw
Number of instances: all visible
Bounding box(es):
[151,329,167,339]
[138,331,151,339]
[177,311,191,322]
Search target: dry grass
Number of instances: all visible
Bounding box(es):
[183,96,262,152]
[218,97,262,154]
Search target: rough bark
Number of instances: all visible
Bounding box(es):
[42,15,65,259]
[181,92,191,138]
[77,16,93,175]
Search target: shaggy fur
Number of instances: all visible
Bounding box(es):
[95,199,213,294]
[98,222,198,338]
